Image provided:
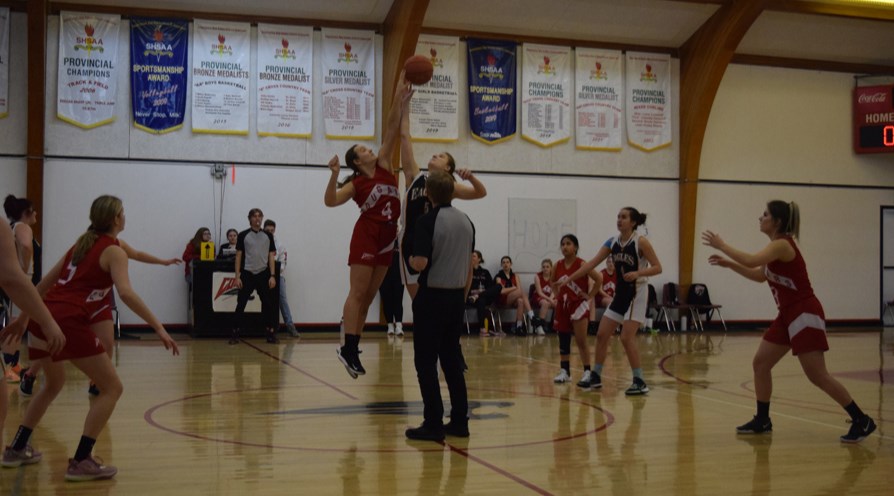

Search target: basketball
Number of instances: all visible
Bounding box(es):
[404,55,434,85]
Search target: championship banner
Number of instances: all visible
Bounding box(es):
[625,52,671,151]
[321,28,375,140]
[57,11,120,129]
[467,38,516,144]
[130,17,188,134]
[521,43,571,147]
[212,272,261,313]
[0,8,9,119]
[257,23,313,138]
[192,19,250,135]
[409,35,459,142]
[575,48,623,151]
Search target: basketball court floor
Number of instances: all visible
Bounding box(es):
[0,329,890,495]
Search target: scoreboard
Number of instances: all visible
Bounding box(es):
[854,84,894,154]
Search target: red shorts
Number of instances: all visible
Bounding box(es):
[349,218,397,266]
[553,296,589,334]
[532,293,551,308]
[27,301,106,362]
[763,296,829,356]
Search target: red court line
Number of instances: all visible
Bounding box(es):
[444,441,555,496]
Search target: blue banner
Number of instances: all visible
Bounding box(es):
[130,18,188,134]
[467,38,516,144]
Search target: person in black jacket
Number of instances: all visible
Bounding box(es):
[467,250,501,336]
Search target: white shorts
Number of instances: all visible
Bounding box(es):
[603,282,648,324]
[398,236,420,286]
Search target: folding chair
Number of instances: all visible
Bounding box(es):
[655,282,689,332]
[687,283,727,332]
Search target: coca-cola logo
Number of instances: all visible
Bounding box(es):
[858,92,886,104]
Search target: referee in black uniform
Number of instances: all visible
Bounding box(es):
[406,170,475,441]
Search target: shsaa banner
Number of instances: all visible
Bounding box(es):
[0,7,8,118]
[192,19,250,135]
[467,38,516,144]
[256,24,313,138]
[521,43,571,147]
[409,35,459,142]
[321,28,375,140]
[57,11,120,128]
[575,48,623,151]
[625,52,671,151]
[130,18,188,134]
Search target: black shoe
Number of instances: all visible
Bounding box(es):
[841,416,876,444]
[736,416,772,434]
[19,370,35,397]
[352,350,366,375]
[405,424,445,441]
[444,421,470,438]
[88,383,100,396]
[588,371,603,390]
[337,347,363,379]
[266,334,279,344]
[624,377,650,396]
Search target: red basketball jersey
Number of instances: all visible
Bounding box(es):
[555,257,588,302]
[600,268,616,297]
[764,236,814,309]
[44,235,119,315]
[353,164,400,223]
[536,273,552,297]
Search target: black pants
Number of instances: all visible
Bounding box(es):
[234,269,277,331]
[378,252,404,323]
[412,287,468,427]
[473,285,501,327]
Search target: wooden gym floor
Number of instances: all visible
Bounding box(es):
[0,329,890,495]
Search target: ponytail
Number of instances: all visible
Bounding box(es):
[767,200,800,238]
[71,195,123,266]
[71,226,100,266]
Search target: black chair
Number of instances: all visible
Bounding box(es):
[656,282,689,332]
[687,283,727,332]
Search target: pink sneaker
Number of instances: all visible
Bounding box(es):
[1,445,42,467]
[65,456,117,482]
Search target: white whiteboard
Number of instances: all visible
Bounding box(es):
[508,198,576,273]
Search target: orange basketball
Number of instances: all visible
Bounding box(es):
[404,55,434,85]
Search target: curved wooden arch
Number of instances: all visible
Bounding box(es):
[678,0,769,290]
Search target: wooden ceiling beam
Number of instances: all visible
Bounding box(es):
[663,0,894,22]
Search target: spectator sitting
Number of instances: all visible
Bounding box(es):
[468,250,501,336]
[531,258,556,335]
[217,228,238,260]
[182,227,211,284]
[495,255,535,335]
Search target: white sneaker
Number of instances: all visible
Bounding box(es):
[395,323,404,337]
[576,370,592,388]
[553,369,571,384]
[535,325,545,336]
[387,323,395,336]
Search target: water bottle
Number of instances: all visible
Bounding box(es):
[680,315,688,331]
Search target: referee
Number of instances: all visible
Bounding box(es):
[406,170,475,441]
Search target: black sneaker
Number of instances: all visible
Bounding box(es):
[625,377,650,396]
[19,370,35,397]
[444,421,470,438]
[588,371,603,390]
[840,416,876,444]
[351,350,366,376]
[736,416,772,434]
[229,329,240,345]
[337,347,360,379]
[405,424,445,441]
[266,334,279,344]
[88,383,100,396]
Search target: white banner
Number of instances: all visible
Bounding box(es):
[257,24,313,138]
[409,35,459,142]
[321,28,375,140]
[521,44,571,147]
[0,8,8,118]
[575,48,623,151]
[625,52,671,151]
[57,11,120,129]
[211,272,261,313]
[192,19,250,135]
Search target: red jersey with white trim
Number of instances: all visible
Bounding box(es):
[555,257,588,302]
[44,235,118,316]
[764,236,814,309]
[600,268,616,297]
[535,273,552,298]
[352,164,400,223]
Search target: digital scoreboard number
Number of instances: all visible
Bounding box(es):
[854,84,894,154]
